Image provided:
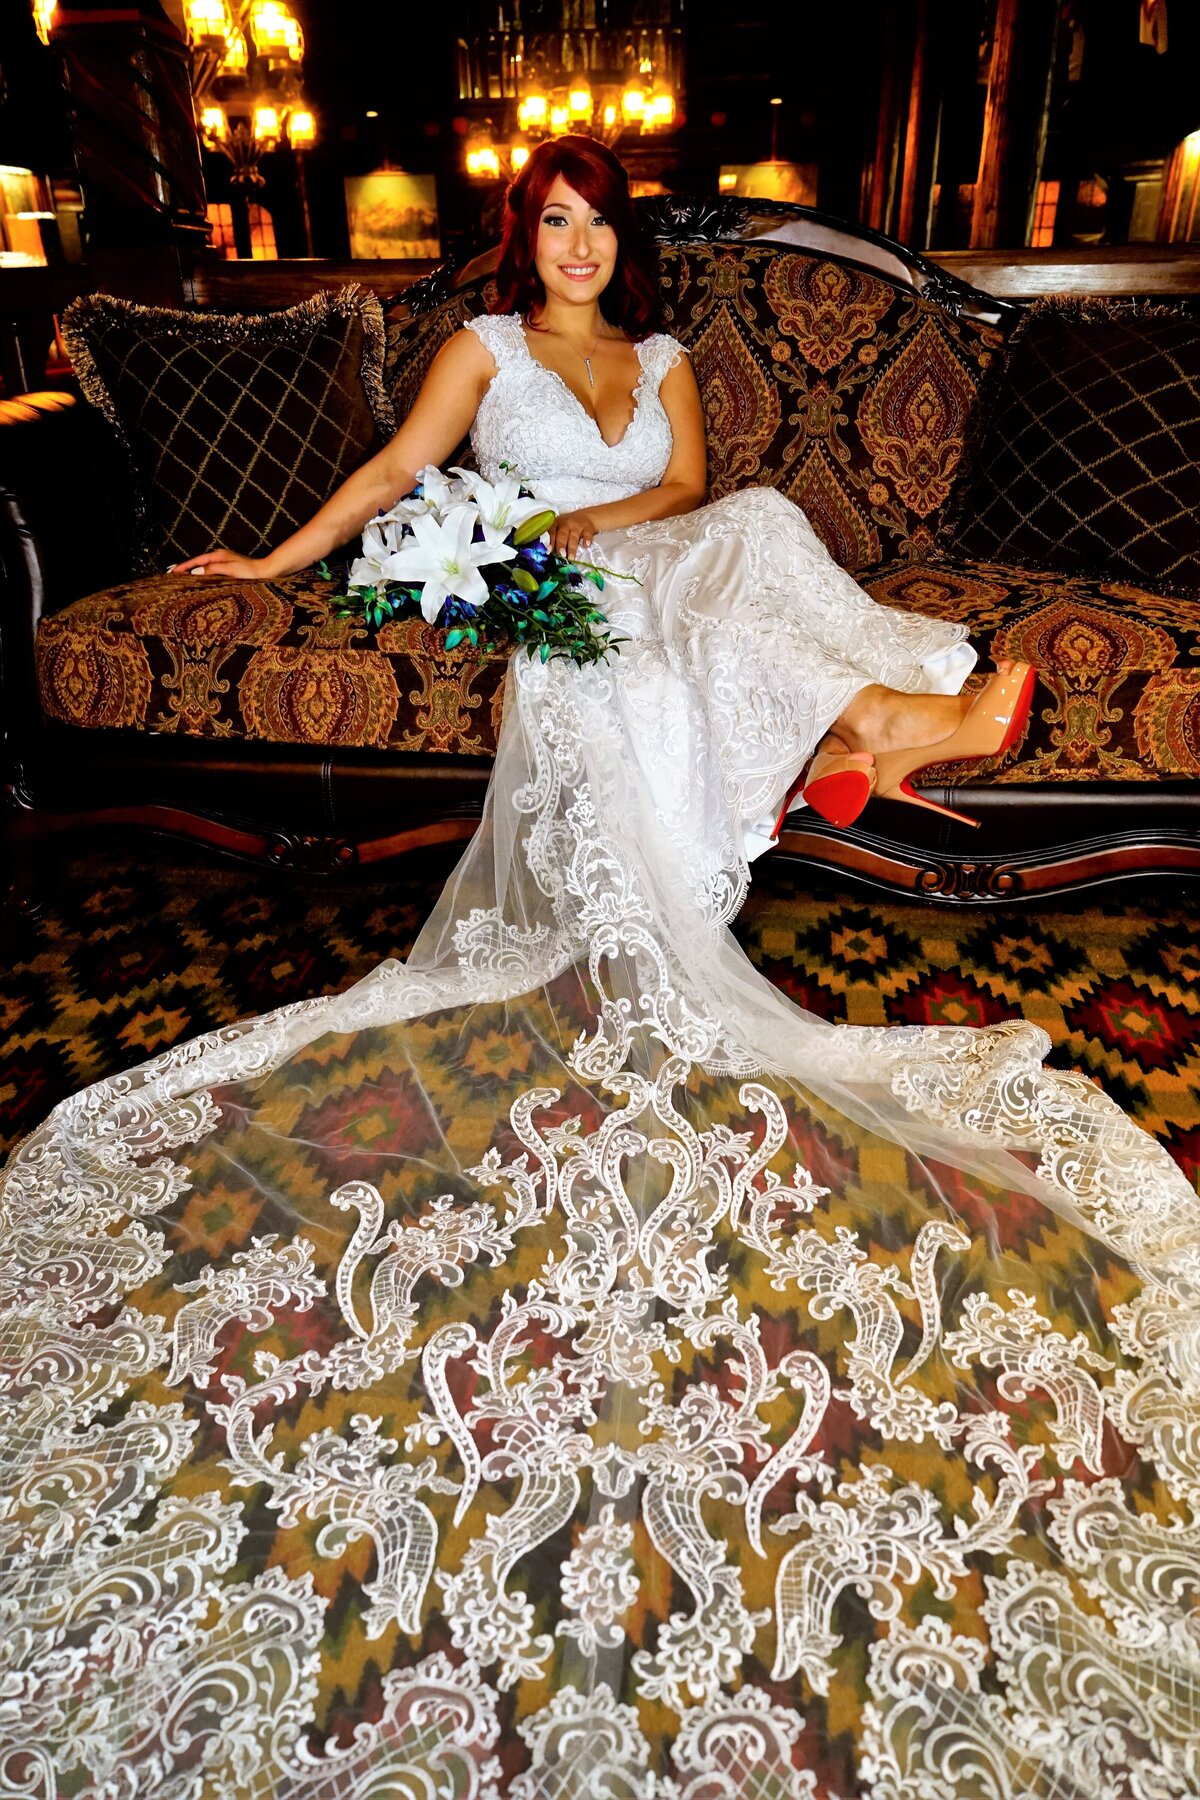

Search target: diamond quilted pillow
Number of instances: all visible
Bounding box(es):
[944,295,1200,594]
[61,285,394,574]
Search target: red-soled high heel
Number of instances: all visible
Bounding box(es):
[871,662,1036,829]
[773,749,877,837]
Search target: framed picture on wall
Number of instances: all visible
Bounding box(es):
[344,171,440,259]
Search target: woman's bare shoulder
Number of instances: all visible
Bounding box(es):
[428,322,497,372]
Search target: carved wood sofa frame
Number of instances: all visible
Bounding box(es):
[3,195,1199,908]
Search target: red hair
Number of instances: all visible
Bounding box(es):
[492,136,660,339]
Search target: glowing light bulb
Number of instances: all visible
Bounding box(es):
[287,109,316,148]
[621,82,646,121]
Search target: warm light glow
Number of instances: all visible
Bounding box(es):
[568,84,591,118]
[466,146,501,178]
[184,0,233,43]
[510,143,530,171]
[221,27,249,73]
[253,105,281,142]
[550,103,570,133]
[247,0,303,61]
[287,108,316,148]
[602,102,617,127]
[649,90,674,125]
[621,81,646,120]
[200,105,228,141]
[33,0,57,43]
[518,91,548,129]
[718,171,737,191]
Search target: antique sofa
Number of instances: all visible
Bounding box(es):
[3,197,1199,907]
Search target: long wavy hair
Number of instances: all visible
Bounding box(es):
[492,136,660,339]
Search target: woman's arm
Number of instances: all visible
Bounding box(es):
[172,328,495,579]
[548,351,707,560]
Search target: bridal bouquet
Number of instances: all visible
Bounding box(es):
[327,464,627,667]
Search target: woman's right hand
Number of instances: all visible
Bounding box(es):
[167,549,286,580]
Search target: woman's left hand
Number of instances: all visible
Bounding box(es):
[549,511,600,561]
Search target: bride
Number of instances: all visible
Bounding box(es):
[4,138,1198,1800]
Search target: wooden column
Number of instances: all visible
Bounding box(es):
[897,0,943,248]
[970,0,1059,249]
[863,5,910,235]
[50,0,209,303]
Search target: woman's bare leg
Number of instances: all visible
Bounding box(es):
[821,660,1014,760]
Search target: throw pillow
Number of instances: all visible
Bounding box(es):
[943,295,1200,594]
[61,285,394,573]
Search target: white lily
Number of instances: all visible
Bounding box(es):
[380,503,516,622]
[448,466,548,545]
[347,512,409,588]
[376,464,472,530]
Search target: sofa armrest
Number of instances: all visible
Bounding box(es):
[0,389,136,773]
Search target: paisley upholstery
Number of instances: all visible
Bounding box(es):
[39,247,1196,783]
[862,555,1200,781]
[36,570,508,754]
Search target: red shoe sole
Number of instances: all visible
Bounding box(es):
[798,768,875,830]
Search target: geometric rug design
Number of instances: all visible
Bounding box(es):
[3,843,1198,1199]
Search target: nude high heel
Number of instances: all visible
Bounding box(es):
[773,749,877,836]
[871,663,1036,829]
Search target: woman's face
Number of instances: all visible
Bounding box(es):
[533,176,619,311]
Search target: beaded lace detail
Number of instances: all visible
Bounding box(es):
[466,312,682,511]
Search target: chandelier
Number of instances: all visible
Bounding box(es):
[461,7,681,182]
[183,0,316,187]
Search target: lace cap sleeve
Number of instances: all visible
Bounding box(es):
[640,333,688,389]
[465,312,523,369]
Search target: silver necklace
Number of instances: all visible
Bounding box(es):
[563,330,603,387]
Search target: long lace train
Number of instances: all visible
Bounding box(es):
[4,563,1199,1800]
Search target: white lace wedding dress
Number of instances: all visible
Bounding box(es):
[3,314,1198,1800]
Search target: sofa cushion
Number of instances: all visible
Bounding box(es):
[382,247,1008,571]
[943,296,1200,595]
[35,570,507,755]
[38,555,1200,784]
[60,287,394,575]
[863,554,1200,782]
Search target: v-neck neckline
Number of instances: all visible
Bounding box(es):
[518,322,648,451]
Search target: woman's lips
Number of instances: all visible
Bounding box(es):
[560,264,599,281]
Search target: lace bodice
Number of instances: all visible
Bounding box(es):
[466,312,684,512]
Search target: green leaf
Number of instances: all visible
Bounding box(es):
[316,560,333,581]
[540,642,550,662]
[444,628,465,649]
[466,626,479,645]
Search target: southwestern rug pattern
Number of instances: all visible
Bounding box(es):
[3,845,1197,1188]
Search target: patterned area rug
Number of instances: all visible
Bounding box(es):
[2,843,1198,1193]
